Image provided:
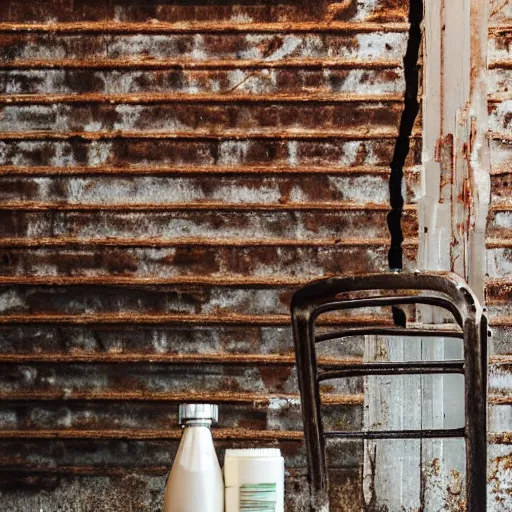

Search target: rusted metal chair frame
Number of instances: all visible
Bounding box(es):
[291,271,487,511]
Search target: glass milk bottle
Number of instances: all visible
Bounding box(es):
[164,403,224,512]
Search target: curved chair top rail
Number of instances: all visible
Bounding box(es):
[291,271,482,328]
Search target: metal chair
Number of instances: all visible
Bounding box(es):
[291,271,487,511]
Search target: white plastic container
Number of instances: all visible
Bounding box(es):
[163,403,224,512]
[224,448,285,512]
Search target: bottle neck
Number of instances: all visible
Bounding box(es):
[182,419,213,429]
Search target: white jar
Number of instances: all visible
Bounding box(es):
[164,404,224,512]
[224,448,285,512]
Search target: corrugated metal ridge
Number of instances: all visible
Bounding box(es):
[0,353,363,365]
[0,237,420,248]
[0,58,404,70]
[0,276,372,286]
[489,203,512,211]
[0,21,410,34]
[490,168,512,176]
[1,352,484,366]
[0,466,232,476]
[486,278,512,288]
[0,201,419,211]
[0,129,420,140]
[488,93,512,103]
[483,317,512,327]
[0,390,364,405]
[489,24,512,32]
[487,239,512,248]
[490,355,512,365]
[3,427,511,442]
[489,396,512,405]
[0,92,404,104]
[0,313,393,326]
[489,60,512,69]
[4,353,500,366]
[488,131,512,141]
[0,390,504,407]
[486,283,512,302]
[0,466,198,476]
[489,433,512,445]
[0,165,417,176]
[0,429,306,440]
[0,468,320,479]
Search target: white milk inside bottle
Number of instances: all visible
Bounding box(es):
[163,403,224,512]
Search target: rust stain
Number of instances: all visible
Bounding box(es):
[0,129,418,141]
[0,465,171,477]
[487,238,512,249]
[0,390,364,405]
[486,317,512,327]
[325,0,354,22]
[490,433,512,444]
[0,352,363,366]
[0,200,419,211]
[0,21,410,34]
[484,279,512,303]
[490,203,512,211]
[0,57,405,70]
[0,428,306,441]
[0,164,413,176]
[0,312,395,327]
[438,133,454,201]
[489,396,512,405]
[0,91,404,104]
[488,453,512,504]
[0,276,318,287]
[489,23,512,34]
[489,355,512,365]
[0,237,420,248]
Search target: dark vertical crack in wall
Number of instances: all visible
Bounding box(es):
[388,0,423,273]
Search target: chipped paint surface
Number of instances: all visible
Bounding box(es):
[0,1,415,510]
[488,1,512,510]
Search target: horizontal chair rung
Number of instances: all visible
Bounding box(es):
[316,327,464,342]
[317,361,465,380]
[313,295,464,328]
[324,428,466,440]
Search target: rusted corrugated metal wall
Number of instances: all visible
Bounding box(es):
[488,2,512,508]
[0,1,418,510]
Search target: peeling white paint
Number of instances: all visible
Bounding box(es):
[87,142,113,166]
[113,104,144,131]
[229,11,254,23]
[0,289,27,313]
[353,33,406,60]
[287,140,299,167]
[191,34,208,60]
[217,141,250,165]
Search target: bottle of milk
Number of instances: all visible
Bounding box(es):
[163,403,224,512]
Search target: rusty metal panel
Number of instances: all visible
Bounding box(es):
[488,2,512,510]
[0,1,415,510]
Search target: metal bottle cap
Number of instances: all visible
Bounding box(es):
[178,403,219,425]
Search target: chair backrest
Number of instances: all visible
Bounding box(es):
[291,271,487,511]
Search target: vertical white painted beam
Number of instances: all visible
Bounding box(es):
[364,0,490,508]
[421,0,490,508]
[363,335,422,510]
[420,0,490,508]
[468,0,491,301]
